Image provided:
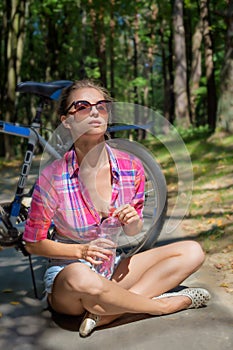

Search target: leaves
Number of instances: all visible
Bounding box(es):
[10,301,20,305]
[2,289,13,293]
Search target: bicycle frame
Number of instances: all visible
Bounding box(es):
[0,119,61,230]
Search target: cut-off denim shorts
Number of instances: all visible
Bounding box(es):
[44,260,93,294]
[44,255,122,294]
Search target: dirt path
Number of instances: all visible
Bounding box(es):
[176,173,233,305]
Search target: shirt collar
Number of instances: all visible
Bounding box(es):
[65,145,120,180]
[106,143,120,181]
[66,149,79,178]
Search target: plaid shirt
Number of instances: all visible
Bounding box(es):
[23,145,145,243]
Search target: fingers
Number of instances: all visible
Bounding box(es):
[81,243,113,265]
[112,204,140,224]
[92,237,116,249]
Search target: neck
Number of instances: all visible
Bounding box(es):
[74,137,108,166]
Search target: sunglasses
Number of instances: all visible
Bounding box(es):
[65,100,112,116]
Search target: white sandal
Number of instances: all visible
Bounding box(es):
[153,287,211,309]
[79,312,101,337]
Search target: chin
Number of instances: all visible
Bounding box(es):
[87,126,107,135]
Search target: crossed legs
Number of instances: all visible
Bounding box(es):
[48,241,205,324]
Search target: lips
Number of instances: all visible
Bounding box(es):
[88,120,102,125]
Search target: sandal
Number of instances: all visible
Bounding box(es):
[153,287,211,309]
[79,312,101,337]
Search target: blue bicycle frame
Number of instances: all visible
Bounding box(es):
[0,120,62,228]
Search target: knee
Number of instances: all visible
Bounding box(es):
[65,264,104,296]
[183,240,205,269]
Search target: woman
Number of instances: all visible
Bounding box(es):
[23,80,210,337]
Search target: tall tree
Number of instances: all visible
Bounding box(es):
[200,0,217,130]
[2,0,28,159]
[88,0,107,87]
[217,0,233,132]
[109,0,115,96]
[189,19,203,122]
[172,0,190,127]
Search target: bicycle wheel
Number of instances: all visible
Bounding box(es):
[0,202,28,247]
[107,138,167,257]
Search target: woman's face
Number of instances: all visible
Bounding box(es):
[61,87,110,140]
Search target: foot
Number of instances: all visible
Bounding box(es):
[79,312,101,337]
[153,287,211,309]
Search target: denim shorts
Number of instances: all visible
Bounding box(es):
[44,260,93,294]
[44,255,122,294]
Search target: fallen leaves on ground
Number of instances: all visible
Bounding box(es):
[10,301,20,305]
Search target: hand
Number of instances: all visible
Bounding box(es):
[80,238,115,265]
[112,204,140,225]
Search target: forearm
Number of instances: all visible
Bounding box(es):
[24,239,82,260]
[24,238,114,266]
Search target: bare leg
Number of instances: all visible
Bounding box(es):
[113,240,204,296]
[98,240,205,326]
[48,241,205,324]
[49,262,192,318]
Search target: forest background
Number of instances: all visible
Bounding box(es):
[1,0,233,159]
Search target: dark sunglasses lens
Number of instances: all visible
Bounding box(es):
[96,101,110,114]
[75,101,91,114]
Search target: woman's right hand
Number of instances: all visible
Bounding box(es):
[80,238,115,265]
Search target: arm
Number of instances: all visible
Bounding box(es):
[23,171,112,265]
[25,239,82,259]
[25,239,113,266]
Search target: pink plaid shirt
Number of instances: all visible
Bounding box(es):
[23,145,145,243]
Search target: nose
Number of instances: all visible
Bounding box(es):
[90,105,99,117]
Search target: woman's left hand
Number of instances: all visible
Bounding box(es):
[112,204,140,225]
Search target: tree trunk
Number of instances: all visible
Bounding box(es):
[189,20,203,123]
[132,12,139,107]
[173,0,190,127]
[3,0,27,160]
[217,0,233,132]
[200,0,217,130]
[89,1,107,87]
[160,18,175,124]
[109,0,115,96]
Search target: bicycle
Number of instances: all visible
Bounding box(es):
[0,80,167,296]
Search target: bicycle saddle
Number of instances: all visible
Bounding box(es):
[16,80,73,100]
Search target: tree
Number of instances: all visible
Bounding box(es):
[172,0,190,127]
[217,0,233,132]
[200,0,217,130]
[0,0,231,161]
[1,0,28,159]
[189,19,203,122]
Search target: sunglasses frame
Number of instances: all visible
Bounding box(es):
[65,100,112,115]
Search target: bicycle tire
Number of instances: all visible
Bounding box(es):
[0,202,28,247]
[107,138,167,257]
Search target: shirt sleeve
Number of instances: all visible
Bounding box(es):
[23,172,59,242]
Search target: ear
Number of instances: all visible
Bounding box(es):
[61,115,73,129]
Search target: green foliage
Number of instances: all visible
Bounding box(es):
[0,0,233,159]
[174,125,212,141]
[85,57,101,79]
[129,77,148,88]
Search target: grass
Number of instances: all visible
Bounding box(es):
[144,130,233,252]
